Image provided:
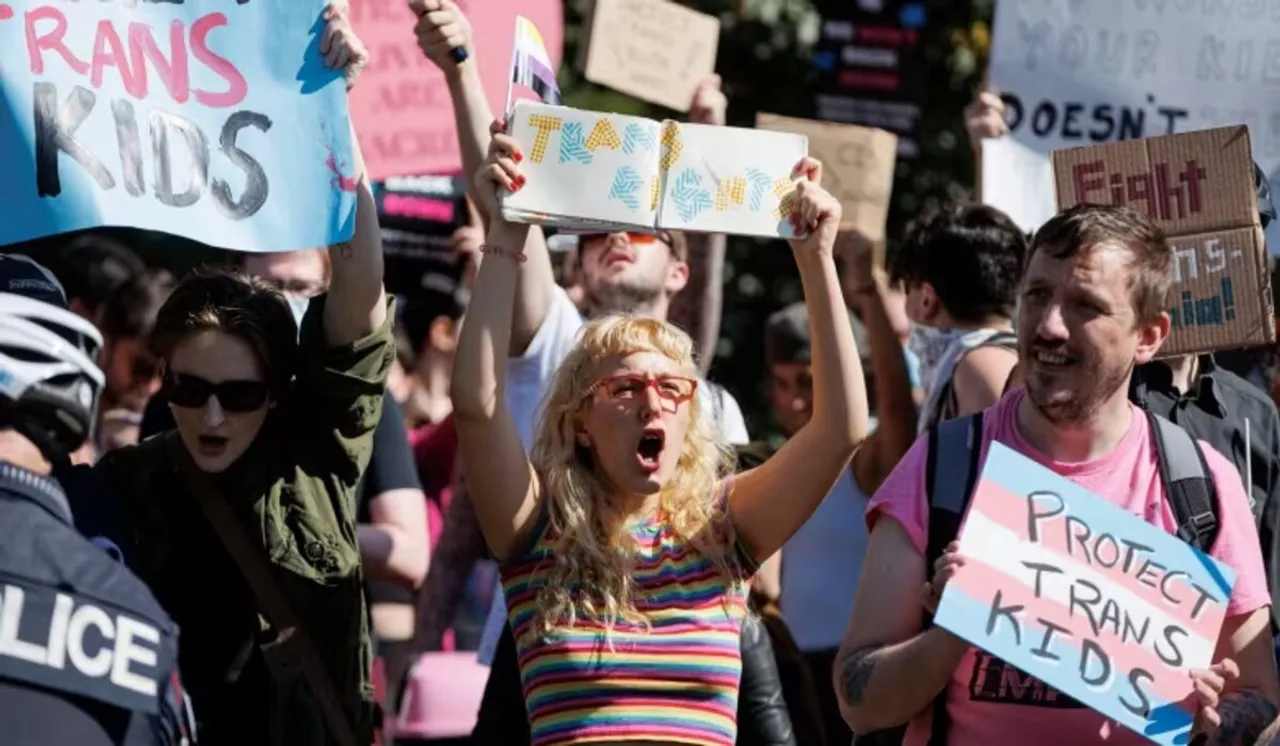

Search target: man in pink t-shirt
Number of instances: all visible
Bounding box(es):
[834,204,1280,745]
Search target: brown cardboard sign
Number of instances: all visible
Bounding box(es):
[581,0,720,113]
[1051,126,1275,355]
[756,113,897,241]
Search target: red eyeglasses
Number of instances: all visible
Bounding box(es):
[585,374,698,404]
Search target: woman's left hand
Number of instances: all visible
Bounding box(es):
[786,157,841,258]
[1189,659,1241,738]
[320,2,369,90]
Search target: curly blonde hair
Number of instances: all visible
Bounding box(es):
[528,315,739,639]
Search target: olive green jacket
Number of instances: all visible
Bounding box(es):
[96,294,396,745]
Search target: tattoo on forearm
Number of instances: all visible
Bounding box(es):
[333,241,354,260]
[1209,691,1279,746]
[840,647,878,706]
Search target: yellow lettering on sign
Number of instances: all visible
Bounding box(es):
[714,176,747,212]
[773,178,797,219]
[650,175,660,210]
[660,121,682,172]
[527,115,563,163]
[586,119,622,151]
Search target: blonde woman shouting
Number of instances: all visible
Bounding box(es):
[451,121,869,746]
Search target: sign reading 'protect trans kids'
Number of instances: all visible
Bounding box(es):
[934,443,1236,746]
[0,0,357,252]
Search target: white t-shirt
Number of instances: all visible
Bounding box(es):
[478,286,750,664]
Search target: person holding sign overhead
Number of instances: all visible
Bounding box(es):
[60,5,394,745]
[836,204,1280,746]
[452,126,867,746]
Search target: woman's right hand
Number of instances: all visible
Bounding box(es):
[474,119,526,225]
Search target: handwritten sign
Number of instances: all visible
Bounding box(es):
[1052,126,1274,354]
[935,442,1236,746]
[0,0,356,252]
[500,101,806,239]
[986,0,1280,250]
[348,0,562,181]
[581,0,719,113]
[756,112,896,241]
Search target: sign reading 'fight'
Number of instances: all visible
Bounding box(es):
[0,0,357,252]
[1051,125,1275,355]
[934,443,1236,746]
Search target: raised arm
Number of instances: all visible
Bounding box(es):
[411,0,557,355]
[318,4,387,347]
[841,232,918,493]
[450,129,544,559]
[729,161,869,562]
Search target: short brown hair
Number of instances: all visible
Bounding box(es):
[1029,204,1172,323]
[149,268,298,394]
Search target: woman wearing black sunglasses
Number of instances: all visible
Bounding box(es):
[77,6,393,745]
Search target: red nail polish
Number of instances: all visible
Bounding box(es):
[514,151,523,163]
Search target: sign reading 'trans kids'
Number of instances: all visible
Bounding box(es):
[934,443,1236,746]
[0,0,357,252]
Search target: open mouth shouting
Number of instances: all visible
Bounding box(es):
[197,434,230,458]
[636,426,666,474]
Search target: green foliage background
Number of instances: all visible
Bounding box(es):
[560,0,996,437]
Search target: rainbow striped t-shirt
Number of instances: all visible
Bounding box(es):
[500,483,756,746]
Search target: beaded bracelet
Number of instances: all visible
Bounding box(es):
[479,244,527,263]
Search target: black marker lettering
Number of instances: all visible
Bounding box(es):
[1135,558,1165,589]
[1027,491,1066,543]
[33,82,112,198]
[1098,598,1121,636]
[1160,570,1189,606]
[149,110,208,208]
[1065,515,1092,563]
[211,111,272,220]
[1061,102,1085,139]
[110,99,144,197]
[1156,624,1188,667]
[1120,668,1155,718]
[1022,561,1064,598]
[1079,639,1112,687]
[1157,106,1189,133]
[986,590,1024,646]
[1119,538,1154,574]
[1188,583,1220,621]
[1068,578,1103,635]
[1094,533,1120,568]
[1090,103,1117,141]
[1121,611,1151,646]
[1030,618,1071,662]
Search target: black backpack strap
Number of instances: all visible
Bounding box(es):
[924,413,985,579]
[1146,410,1219,552]
[923,412,983,746]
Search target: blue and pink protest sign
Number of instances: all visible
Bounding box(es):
[0,0,357,251]
[934,442,1237,746]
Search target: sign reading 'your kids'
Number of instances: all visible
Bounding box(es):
[501,100,808,239]
[0,0,357,252]
[934,443,1237,746]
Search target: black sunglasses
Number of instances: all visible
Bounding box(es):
[164,372,270,413]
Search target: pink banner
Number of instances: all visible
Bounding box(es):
[349,0,564,181]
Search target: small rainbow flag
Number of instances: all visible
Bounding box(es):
[507,16,561,110]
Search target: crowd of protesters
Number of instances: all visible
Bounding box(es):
[7,2,1280,746]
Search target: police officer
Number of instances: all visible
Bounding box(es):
[0,254,192,745]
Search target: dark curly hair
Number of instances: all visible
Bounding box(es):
[889,203,1027,324]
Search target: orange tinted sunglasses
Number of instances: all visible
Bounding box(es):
[580,231,673,246]
[585,374,698,403]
